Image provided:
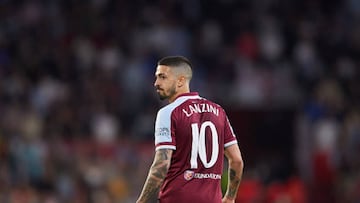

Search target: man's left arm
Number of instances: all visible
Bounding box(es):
[136,149,173,203]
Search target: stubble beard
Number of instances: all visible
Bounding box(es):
[159,94,167,100]
[158,84,177,101]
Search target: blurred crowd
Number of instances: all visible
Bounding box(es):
[0,0,359,202]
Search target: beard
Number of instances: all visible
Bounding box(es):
[159,92,167,100]
[158,84,176,101]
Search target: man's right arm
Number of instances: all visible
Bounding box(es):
[136,149,173,203]
[222,144,244,203]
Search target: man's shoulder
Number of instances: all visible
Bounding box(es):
[157,94,201,114]
[157,101,180,113]
[156,99,187,118]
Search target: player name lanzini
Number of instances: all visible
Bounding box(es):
[182,103,219,117]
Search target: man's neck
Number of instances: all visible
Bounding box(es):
[168,89,190,103]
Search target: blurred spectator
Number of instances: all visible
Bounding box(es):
[236,170,264,203]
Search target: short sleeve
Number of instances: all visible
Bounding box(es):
[224,114,238,148]
[154,108,176,151]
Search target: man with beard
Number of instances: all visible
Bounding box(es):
[136,56,244,203]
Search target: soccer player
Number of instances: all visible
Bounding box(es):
[136,56,244,203]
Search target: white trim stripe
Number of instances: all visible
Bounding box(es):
[156,145,176,151]
[224,140,238,148]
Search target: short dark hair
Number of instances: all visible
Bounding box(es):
[157,56,193,69]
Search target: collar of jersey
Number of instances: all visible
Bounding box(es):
[174,92,200,101]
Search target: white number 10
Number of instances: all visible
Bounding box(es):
[190,121,219,169]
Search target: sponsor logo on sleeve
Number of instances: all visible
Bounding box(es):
[155,127,172,144]
[155,127,170,137]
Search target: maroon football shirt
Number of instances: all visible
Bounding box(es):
[154,92,238,203]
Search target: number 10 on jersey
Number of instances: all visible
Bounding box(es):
[190,121,219,169]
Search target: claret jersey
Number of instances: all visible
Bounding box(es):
[154,92,238,203]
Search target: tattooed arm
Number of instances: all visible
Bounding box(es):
[136,149,173,203]
[222,144,244,203]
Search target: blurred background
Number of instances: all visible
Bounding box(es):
[0,0,359,202]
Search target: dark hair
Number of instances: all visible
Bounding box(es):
[157,56,193,69]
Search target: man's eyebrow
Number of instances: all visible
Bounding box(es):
[156,72,166,76]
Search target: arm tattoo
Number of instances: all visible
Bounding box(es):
[137,149,172,202]
[226,168,241,199]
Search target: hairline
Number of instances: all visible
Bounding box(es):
[157,56,193,81]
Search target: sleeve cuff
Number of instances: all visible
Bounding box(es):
[155,145,176,151]
[224,140,238,148]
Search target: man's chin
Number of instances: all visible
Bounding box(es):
[159,95,167,100]
[157,93,167,100]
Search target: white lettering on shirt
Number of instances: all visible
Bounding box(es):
[182,103,219,117]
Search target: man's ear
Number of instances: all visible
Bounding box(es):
[177,76,186,87]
